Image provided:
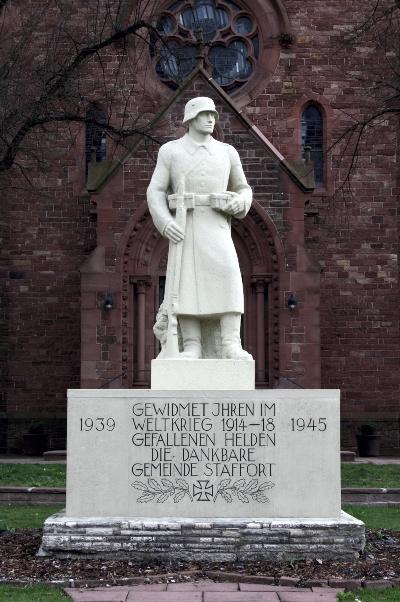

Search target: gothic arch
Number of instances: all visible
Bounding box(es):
[288,92,334,193]
[116,200,285,388]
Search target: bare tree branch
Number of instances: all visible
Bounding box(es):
[327,0,400,191]
[0,1,165,173]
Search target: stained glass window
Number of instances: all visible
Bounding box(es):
[154,0,259,92]
[301,104,324,186]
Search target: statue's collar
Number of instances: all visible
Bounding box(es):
[181,133,217,155]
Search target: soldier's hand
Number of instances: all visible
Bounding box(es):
[224,193,244,215]
[164,220,185,243]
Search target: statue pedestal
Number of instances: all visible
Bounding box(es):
[151,359,255,390]
[40,388,366,560]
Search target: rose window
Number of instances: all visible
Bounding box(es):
[153,0,259,92]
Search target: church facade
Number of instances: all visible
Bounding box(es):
[1,0,399,454]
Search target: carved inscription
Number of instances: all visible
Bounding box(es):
[80,417,116,432]
[76,402,329,508]
[130,401,279,505]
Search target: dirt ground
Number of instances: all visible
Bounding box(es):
[0,528,399,586]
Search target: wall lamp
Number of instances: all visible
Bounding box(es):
[102,293,114,310]
[287,293,298,311]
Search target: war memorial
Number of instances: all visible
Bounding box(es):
[40,97,365,561]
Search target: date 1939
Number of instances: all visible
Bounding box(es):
[80,417,116,431]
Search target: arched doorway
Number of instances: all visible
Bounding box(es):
[119,202,282,388]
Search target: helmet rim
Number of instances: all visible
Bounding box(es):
[182,97,219,125]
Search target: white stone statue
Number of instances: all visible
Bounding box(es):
[147,97,253,360]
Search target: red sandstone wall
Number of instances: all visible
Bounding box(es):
[0,0,146,451]
[246,0,399,451]
[1,0,399,453]
[1,139,96,451]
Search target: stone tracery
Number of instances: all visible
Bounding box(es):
[154,0,259,91]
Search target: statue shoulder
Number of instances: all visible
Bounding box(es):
[159,138,183,156]
[156,139,181,166]
[222,142,241,164]
[158,139,176,154]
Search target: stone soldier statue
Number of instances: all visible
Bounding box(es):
[147,97,252,360]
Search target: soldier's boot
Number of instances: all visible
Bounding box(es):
[220,313,252,360]
[179,316,202,359]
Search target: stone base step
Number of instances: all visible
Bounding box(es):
[40,510,365,561]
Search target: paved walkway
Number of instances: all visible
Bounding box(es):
[64,582,344,601]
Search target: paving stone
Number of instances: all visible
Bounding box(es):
[64,589,128,602]
[126,585,167,591]
[278,577,300,586]
[204,593,280,602]
[327,578,362,590]
[278,594,338,602]
[244,576,276,585]
[363,580,394,589]
[312,587,344,593]
[206,571,275,584]
[90,587,138,593]
[167,581,239,591]
[240,584,305,592]
[126,592,202,602]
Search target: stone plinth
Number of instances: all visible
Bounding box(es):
[65,389,341,518]
[41,387,365,560]
[151,359,255,390]
[40,511,365,561]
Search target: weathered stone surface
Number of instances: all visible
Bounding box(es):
[41,511,365,561]
[67,389,341,519]
[151,359,255,390]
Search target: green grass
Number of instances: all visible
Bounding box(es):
[0,464,66,488]
[344,505,400,530]
[341,464,400,488]
[0,504,64,530]
[0,584,68,601]
[338,588,400,601]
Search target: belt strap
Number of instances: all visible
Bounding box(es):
[168,193,231,210]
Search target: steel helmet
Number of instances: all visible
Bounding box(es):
[182,97,219,126]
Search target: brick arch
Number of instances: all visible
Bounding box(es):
[116,200,285,387]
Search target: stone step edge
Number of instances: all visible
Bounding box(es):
[0,571,398,591]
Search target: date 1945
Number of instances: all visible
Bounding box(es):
[80,417,116,432]
[291,417,327,432]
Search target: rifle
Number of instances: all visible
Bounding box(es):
[163,177,193,358]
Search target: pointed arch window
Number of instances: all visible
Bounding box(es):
[85,104,107,174]
[301,104,324,187]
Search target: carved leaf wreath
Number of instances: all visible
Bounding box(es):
[132,478,193,503]
[213,478,274,503]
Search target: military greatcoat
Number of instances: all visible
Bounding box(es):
[147,134,252,316]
